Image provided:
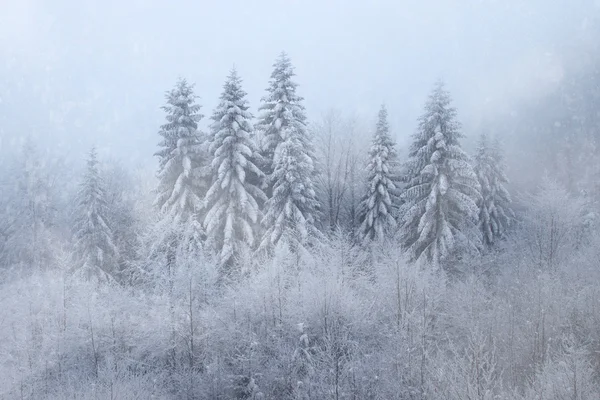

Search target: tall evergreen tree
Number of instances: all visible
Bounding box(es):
[399,81,481,266]
[73,147,117,282]
[155,78,209,227]
[257,54,320,253]
[255,52,309,197]
[474,134,513,246]
[154,79,209,274]
[357,105,400,242]
[204,69,266,274]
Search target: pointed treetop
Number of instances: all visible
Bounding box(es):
[215,67,249,105]
[431,78,447,95]
[164,77,201,118]
[87,146,98,167]
[175,76,191,91]
[371,104,396,158]
[424,79,454,115]
[376,104,389,134]
[278,51,289,62]
[83,146,101,187]
[211,68,252,126]
[156,77,203,169]
[226,66,240,88]
[257,53,308,169]
[271,51,294,79]
[263,52,301,101]
[410,80,462,156]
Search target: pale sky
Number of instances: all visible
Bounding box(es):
[0,0,598,167]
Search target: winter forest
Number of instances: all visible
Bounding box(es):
[2,1,600,399]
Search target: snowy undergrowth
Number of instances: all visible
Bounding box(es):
[1,240,600,399]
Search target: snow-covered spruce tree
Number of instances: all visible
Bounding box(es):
[257,57,320,254]
[474,134,513,247]
[357,105,400,242]
[399,81,481,267]
[204,69,266,276]
[154,79,209,271]
[255,52,310,198]
[73,147,117,283]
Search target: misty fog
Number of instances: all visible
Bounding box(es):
[1,0,600,399]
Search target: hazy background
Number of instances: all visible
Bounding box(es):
[1,0,598,168]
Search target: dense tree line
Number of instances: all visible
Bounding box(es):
[1,52,600,399]
[141,55,516,280]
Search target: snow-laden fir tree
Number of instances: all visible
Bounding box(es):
[204,69,266,274]
[257,54,320,254]
[357,105,400,242]
[399,81,481,266]
[474,134,513,246]
[73,147,117,283]
[255,52,309,197]
[154,79,209,271]
[155,78,209,227]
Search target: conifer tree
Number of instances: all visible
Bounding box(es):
[154,79,209,274]
[155,78,209,228]
[204,69,266,274]
[73,147,117,282]
[399,81,481,266]
[474,134,513,246]
[255,52,309,197]
[257,54,320,253]
[357,105,400,242]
